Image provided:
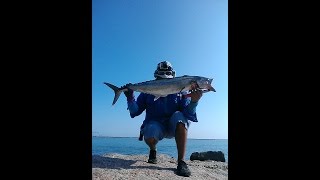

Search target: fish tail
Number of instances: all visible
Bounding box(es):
[103,82,122,105]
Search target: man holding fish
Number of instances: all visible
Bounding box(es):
[119,61,213,177]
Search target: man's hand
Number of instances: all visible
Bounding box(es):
[122,83,134,101]
[189,83,203,103]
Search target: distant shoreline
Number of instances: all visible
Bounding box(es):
[92,136,227,140]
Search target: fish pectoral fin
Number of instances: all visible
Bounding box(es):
[179,87,185,93]
[153,94,167,101]
[153,96,161,101]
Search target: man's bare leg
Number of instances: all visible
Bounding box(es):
[175,122,191,177]
[175,122,187,161]
[145,137,157,150]
[145,137,158,164]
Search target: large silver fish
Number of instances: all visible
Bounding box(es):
[104,75,216,105]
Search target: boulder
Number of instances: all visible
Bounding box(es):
[190,151,225,162]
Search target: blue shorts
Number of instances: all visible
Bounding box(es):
[141,111,190,141]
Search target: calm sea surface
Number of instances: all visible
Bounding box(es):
[92,137,228,162]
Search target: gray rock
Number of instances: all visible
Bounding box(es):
[190,151,225,162]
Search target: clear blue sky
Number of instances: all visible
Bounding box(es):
[92,0,228,139]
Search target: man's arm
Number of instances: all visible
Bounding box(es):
[181,86,203,122]
[124,87,146,118]
[187,88,203,113]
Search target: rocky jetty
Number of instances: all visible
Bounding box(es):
[92,153,228,180]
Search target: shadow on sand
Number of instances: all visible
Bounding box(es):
[92,155,176,172]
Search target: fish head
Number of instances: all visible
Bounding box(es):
[196,77,216,92]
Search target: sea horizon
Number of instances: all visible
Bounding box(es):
[92,135,228,140]
[92,136,228,162]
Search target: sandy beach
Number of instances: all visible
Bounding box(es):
[92,153,228,180]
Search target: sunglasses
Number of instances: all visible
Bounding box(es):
[157,71,173,75]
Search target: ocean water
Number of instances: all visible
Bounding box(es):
[92,137,228,162]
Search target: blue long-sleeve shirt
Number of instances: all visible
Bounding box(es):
[127,93,199,124]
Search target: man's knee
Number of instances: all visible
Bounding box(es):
[144,137,156,144]
[176,122,187,131]
[177,122,185,127]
